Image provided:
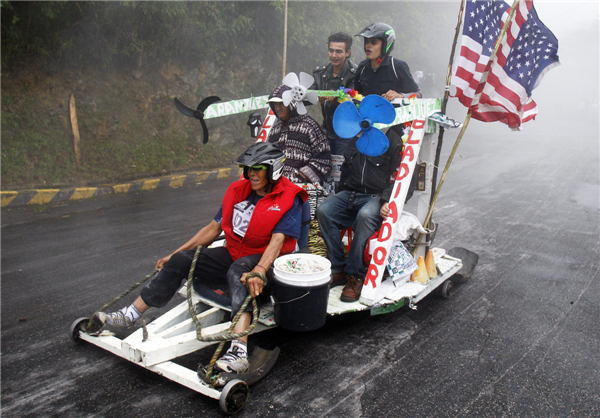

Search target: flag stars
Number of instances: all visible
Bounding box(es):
[457,0,559,122]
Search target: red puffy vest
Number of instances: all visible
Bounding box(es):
[221,177,307,261]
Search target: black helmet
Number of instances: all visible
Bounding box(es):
[356,22,395,58]
[233,142,286,183]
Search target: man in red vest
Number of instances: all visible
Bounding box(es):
[93,143,307,373]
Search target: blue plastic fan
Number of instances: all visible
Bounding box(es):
[332,95,396,156]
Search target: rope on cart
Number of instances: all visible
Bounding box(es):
[86,269,158,333]
[184,245,266,383]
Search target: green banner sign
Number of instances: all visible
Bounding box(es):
[204,95,270,120]
[375,98,442,130]
[202,94,442,135]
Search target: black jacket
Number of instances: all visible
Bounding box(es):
[355,55,420,97]
[311,59,357,134]
[338,130,404,204]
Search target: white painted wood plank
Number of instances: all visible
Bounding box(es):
[148,361,221,399]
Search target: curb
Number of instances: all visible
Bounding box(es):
[1,167,240,208]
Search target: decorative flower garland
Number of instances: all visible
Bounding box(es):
[314,88,419,108]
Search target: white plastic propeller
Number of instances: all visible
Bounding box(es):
[281,72,317,115]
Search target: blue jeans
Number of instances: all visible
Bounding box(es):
[316,191,383,278]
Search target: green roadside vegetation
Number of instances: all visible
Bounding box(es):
[1,1,454,190]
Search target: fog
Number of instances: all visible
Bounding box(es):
[296,1,599,139]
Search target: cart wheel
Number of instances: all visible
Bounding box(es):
[440,280,453,299]
[219,379,249,415]
[70,317,91,344]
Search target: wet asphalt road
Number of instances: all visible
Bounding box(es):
[2,115,599,417]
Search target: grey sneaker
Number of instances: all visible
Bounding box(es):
[93,311,133,329]
[215,345,250,374]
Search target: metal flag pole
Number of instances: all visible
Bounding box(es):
[282,0,288,78]
[419,0,521,241]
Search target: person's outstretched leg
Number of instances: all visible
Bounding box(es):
[94,247,232,328]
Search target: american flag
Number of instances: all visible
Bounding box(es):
[451,0,560,129]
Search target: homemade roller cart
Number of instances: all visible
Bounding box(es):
[70,94,478,414]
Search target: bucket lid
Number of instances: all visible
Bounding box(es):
[274,254,331,287]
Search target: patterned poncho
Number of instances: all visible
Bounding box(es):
[267,85,331,184]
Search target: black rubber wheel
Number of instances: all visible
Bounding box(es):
[440,280,453,299]
[70,317,90,344]
[219,379,249,415]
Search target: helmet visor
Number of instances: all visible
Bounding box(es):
[240,164,268,172]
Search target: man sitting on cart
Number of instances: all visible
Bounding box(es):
[93,142,308,374]
[316,22,419,303]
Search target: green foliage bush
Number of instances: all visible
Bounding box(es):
[1,1,457,190]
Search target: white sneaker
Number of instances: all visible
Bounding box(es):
[215,344,250,374]
[93,311,133,328]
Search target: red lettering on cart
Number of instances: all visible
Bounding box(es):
[395,162,410,181]
[393,182,403,199]
[413,119,425,129]
[378,222,392,242]
[388,201,398,223]
[366,265,379,287]
[403,144,415,162]
[257,113,274,141]
[406,120,424,145]
[373,247,387,265]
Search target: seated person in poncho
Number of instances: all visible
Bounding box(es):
[266,84,332,185]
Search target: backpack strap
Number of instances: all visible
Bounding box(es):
[391,58,399,81]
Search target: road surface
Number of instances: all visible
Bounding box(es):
[2,116,599,417]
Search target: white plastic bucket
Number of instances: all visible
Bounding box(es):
[273,254,332,287]
[272,254,332,331]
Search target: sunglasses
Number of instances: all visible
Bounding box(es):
[241,164,268,171]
